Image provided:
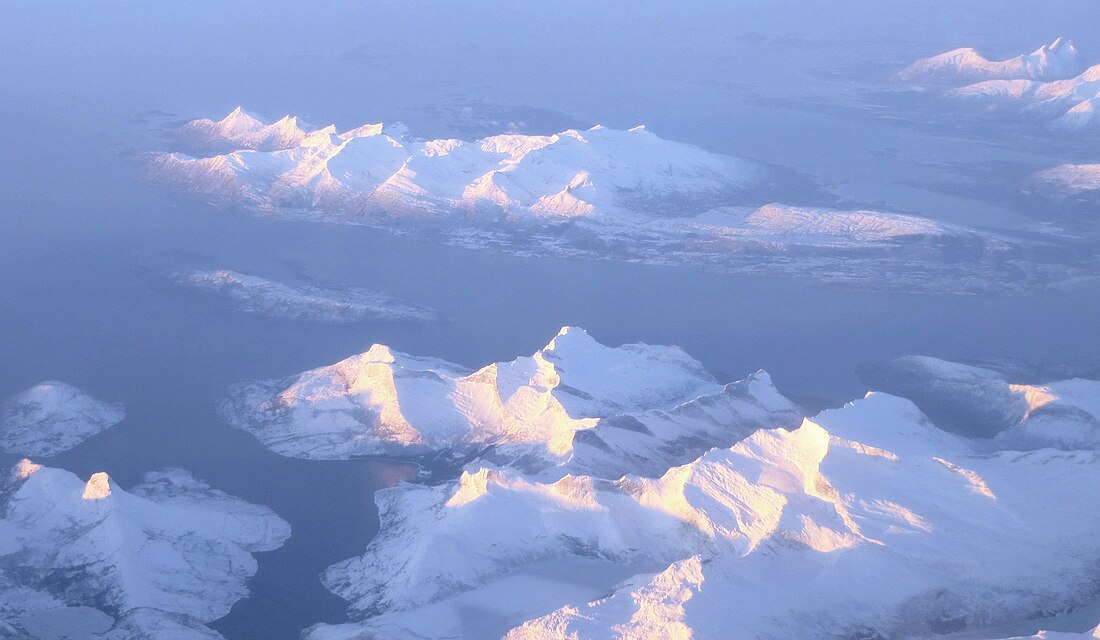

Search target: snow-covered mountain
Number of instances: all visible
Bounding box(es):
[220,327,802,476]
[181,270,438,323]
[287,344,1100,640]
[144,109,1058,294]
[1,381,125,456]
[154,110,766,222]
[898,37,1084,83]
[0,460,290,639]
[898,39,1100,134]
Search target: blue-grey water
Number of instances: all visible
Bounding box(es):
[4,2,1100,639]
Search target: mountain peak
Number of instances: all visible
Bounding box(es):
[273,115,299,128]
[82,471,112,500]
[219,106,263,127]
[13,458,41,480]
[544,326,597,352]
[555,325,588,338]
[1034,36,1081,68]
[446,468,502,507]
[363,343,398,363]
[744,369,774,385]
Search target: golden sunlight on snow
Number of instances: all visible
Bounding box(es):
[82,472,113,500]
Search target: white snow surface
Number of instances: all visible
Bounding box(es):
[301,354,1100,640]
[181,269,438,323]
[1,381,126,456]
[898,37,1084,83]
[220,326,801,470]
[0,461,290,639]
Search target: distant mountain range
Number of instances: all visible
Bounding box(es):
[899,38,1100,133]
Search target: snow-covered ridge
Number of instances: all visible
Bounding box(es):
[181,269,439,323]
[899,38,1100,134]
[176,106,312,152]
[220,326,802,477]
[898,37,1084,83]
[1,381,125,456]
[861,355,1100,449]
[154,108,767,222]
[299,350,1100,640]
[0,461,290,639]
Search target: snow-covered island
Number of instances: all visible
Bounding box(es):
[0,460,290,639]
[1,381,126,456]
[180,270,439,323]
[214,332,1100,640]
[145,108,1057,294]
